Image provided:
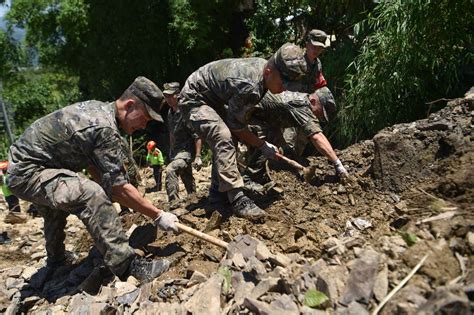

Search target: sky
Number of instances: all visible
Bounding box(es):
[0,0,25,41]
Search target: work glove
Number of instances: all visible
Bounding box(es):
[334,159,351,184]
[154,211,179,233]
[193,156,203,171]
[259,141,279,160]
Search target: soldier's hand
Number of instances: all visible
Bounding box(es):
[154,211,179,233]
[193,156,203,171]
[260,141,279,160]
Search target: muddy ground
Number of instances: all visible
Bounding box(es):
[0,91,473,314]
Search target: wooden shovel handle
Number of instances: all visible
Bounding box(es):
[275,152,304,171]
[175,222,229,249]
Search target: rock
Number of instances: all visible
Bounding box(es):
[269,252,292,267]
[336,301,369,315]
[30,252,46,260]
[373,263,388,302]
[466,232,474,251]
[316,265,348,304]
[116,288,140,306]
[204,211,222,232]
[234,281,255,304]
[381,284,428,314]
[417,285,470,315]
[95,286,116,303]
[114,281,137,296]
[270,294,299,314]
[231,252,246,269]
[21,266,38,280]
[243,298,281,315]
[89,303,116,315]
[323,237,345,255]
[300,305,328,315]
[139,302,187,314]
[6,267,23,278]
[256,242,272,261]
[251,277,280,299]
[6,277,25,290]
[187,271,208,287]
[340,249,380,305]
[67,294,92,314]
[185,274,223,315]
[22,296,41,310]
[402,240,460,285]
[244,256,267,277]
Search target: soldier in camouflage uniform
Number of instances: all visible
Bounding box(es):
[6,77,179,285]
[245,88,348,184]
[163,82,202,209]
[178,43,307,219]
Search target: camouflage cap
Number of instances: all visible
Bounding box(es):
[273,43,307,92]
[306,29,330,48]
[314,87,336,122]
[126,76,164,122]
[163,82,180,95]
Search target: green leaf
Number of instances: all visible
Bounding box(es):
[399,231,417,247]
[304,289,329,308]
[218,266,232,295]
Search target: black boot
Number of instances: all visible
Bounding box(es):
[128,257,170,282]
[232,195,266,220]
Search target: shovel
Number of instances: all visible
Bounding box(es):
[175,222,292,267]
[176,222,229,249]
[275,152,316,182]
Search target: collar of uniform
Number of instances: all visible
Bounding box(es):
[111,101,121,128]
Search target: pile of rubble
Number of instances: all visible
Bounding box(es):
[0,89,473,314]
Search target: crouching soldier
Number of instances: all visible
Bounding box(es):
[6,77,179,286]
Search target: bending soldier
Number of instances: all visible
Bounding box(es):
[178,43,307,219]
[163,82,202,209]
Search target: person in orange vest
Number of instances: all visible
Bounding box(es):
[146,141,164,191]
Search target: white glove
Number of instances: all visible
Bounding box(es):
[154,211,179,233]
[259,141,278,160]
[193,156,203,171]
[334,159,348,176]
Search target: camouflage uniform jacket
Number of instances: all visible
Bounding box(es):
[249,91,322,137]
[7,101,131,198]
[168,108,199,162]
[179,58,268,131]
[301,57,327,93]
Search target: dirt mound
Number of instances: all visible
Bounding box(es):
[0,91,472,314]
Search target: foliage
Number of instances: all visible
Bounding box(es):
[0,29,24,78]
[339,0,474,144]
[304,289,329,308]
[399,231,418,247]
[2,69,81,133]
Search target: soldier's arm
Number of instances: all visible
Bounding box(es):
[194,137,202,157]
[310,132,338,162]
[231,128,265,148]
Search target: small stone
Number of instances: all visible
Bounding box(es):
[116,288,140,306]
[340,249,380,305]
[185,274,223,315]
[30,252,46,260]
[466,232,474,251]
[187,271,208,287]
[251,277,279,299]
[269,253,292,267]
[232,252,246,269]
[21,266,38,280]
[114,281,137,296]
[244,256,267,277]
[6,267,23,278]
[255,242,272,261]
[373,264,388,302]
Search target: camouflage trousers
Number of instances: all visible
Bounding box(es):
[282,127,309,157]
[183,105,243,192]
[7,168,135,276]
[165,158,196,202]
